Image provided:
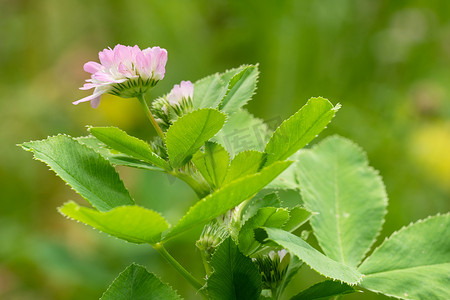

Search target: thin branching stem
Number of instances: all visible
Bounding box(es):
[136,94,165,140]
[153,243,207,298]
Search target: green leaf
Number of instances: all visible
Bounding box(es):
[207,237,262,300]
[163,160,292,241]
[239,207,290,255]
[193,73,228,109]
[192,142,230,189]
[213,109,269,157]
[264,97,340,165]
[77,136,163,171]
[219,65,247,83]
[21,135,134,211]
[219,65,259,113]
[255,227,362,284]
[223,150,266,184]
[101,263,181,300]
[290,280,357,300]
[283,206,313,232]
[59,201,169,244]
[242,192,281,222]
[88,126,170,170]
[296,135,388,267]
[358,214,450,300]
[166,108,226,168]
[265,153,301,190]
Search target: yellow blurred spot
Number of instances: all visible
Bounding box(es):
[98,94,143,130]
[409,122,450,190]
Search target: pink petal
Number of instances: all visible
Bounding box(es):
[153,47,168,79]
[83,61,103,74]
[135,51,150,78]
[90,96,101,108]
[72,91,104,106]
[118,62,134,78]
[113,44,133,65]
[79,83,98,90]
[180,80,193,98]
[93,72,125,83]
[99,48,114,67]
[131,45,141,59]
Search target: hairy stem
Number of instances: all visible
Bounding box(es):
[199,250,213,277]
[153,243,207,297]
[136,94,165,140]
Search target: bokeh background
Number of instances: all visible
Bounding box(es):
[1,0,449,299]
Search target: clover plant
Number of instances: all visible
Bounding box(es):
[21,45,449,300]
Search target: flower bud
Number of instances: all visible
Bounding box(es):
[151,81,194,129]
[253,249,290,290]
[196,222,229,261]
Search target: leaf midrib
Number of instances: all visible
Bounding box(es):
[334,152,346,264]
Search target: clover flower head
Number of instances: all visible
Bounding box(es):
[73,44,168,108]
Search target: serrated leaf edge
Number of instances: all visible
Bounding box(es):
[264,97,340,163]
[58,201,170,245]
[218,64,260,112]
[21,134,135,210]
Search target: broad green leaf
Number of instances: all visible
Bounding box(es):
[223,150,266,184]
[239,207,289,255]
[166,108,226,168]
[77,136,163,171]
[242,192,281,222]
[266,153,301,190]
[290,280,356,300]
[88,126,170,170]
[282,206,313,232]
[358,214,450,300]
[213,109,269,157]
[101,263,181,300]
[264,97,340,165]
[163,160,292,241]
[59,201,169,244]
[192,142,230,189]
[21,135,134,211]
[297,136,388,267]
[207,237,262,300]
[255,227,362,284]
[193,74,228,109]
[219,65,259,114]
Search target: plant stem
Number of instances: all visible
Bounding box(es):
[136,94,165,140]
[153,243,206,297]
[173,171,210,199]
[200,250,213,277]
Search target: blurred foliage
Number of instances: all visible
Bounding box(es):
[1,0,449,299]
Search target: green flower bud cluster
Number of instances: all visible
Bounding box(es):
[253,249,290,291]
[196,222,229,261]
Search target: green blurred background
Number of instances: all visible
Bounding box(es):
[1,0,449,299]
